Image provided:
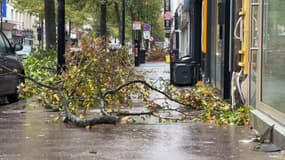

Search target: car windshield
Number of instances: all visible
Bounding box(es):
[0,33,12,56]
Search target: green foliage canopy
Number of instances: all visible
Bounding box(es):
[13,0,164,41]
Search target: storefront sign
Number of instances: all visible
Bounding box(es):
[12,29,24,37]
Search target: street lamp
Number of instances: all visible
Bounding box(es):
[57,0,65,73]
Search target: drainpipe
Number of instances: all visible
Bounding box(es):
[229,0,234,73]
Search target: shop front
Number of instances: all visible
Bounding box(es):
[249,0,285,147]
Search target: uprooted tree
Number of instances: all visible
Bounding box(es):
[1,36,250,127]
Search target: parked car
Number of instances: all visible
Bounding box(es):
[0,32,24,103]
[16,44,32,60]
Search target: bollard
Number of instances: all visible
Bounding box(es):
[165,54,170,63]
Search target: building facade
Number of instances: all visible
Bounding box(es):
[202,0,285,148]
[248,0,285,148]
[167,0,285,148]
[2,0,38,46]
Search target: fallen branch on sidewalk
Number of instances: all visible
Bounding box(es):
[58,79,197,127]
[12,70,198,127]
[6,43,197,127]
[59,89,119,127]
[11,37,250,127]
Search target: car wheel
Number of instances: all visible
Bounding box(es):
[7,94,19,103]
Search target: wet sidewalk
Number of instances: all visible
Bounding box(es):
[135,61,171,81]
[0,61,284,160]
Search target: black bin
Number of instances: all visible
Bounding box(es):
[171,56,198,86]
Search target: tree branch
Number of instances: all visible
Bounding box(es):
[1,62,198,127]
[58,89,119,127]
[116,111,154,116]
[103,80,194,107]
[0,64,58,90]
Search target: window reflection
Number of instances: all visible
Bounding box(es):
[262,0,285,112]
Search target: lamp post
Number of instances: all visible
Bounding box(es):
[121,0,125,46]
[57,0,65,73]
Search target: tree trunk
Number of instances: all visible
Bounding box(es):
[100,1,107,37]
[114,2,122,43]
[130,7,135,47]
[44,0,56,49]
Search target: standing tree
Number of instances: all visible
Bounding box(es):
[114,1,122,43]
[100,0,107,37]
[44,0,56,48]
[14,0,164,44]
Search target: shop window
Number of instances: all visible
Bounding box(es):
[261,0,285,113]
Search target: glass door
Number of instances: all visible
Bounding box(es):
[256,0,285,123]
[261,0,285,112]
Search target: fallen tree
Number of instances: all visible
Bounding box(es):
[7,37,199,127]
[1,37,250,127]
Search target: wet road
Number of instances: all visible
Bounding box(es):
[0,62,283,160]
[0,105,283,160]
